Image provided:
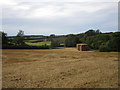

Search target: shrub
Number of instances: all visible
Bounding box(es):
[65,34,81,47]
[99,44,110,52]
[51,40,60,49]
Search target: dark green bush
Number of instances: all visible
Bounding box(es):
[99,45,110,52]
[51,40,60,49]
[65,34,81,47]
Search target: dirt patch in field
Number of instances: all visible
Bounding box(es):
[2,48,118,88]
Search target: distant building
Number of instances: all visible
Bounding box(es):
[76,44,89,51]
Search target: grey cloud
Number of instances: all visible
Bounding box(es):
[2,2,118,35]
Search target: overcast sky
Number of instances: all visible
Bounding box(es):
[1,0,119,36]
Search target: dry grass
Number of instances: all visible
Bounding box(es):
[2,48,118,88]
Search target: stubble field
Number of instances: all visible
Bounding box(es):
[2,48,118,88]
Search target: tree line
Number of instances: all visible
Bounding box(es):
[1,30,49,49]
[64,29,120,52]
[1,29,120,52]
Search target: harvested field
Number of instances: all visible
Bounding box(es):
[2,48,118,88]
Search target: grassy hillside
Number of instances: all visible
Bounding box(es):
[25,41,51,46]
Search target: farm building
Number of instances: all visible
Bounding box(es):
[77,44,89,51]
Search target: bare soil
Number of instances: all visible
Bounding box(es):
[2,48,118,88]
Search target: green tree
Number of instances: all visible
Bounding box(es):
[51,40,60,48]
[85,34,111,49]
[65,34,81,47]
[83,30,98,42]
[106,32,120,52]
[50,34,55,38]
[13,30,26,46]
[1,32,8,45]
[84,30,96,36]
[99,32,120,52]
[96,29,101,34]
[99,43,109,52]
[50,34,55,41]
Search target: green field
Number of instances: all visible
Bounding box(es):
[25,41,51,46]
[24,36,44,39]
[25,40,38,42]
[25,41,65,47]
